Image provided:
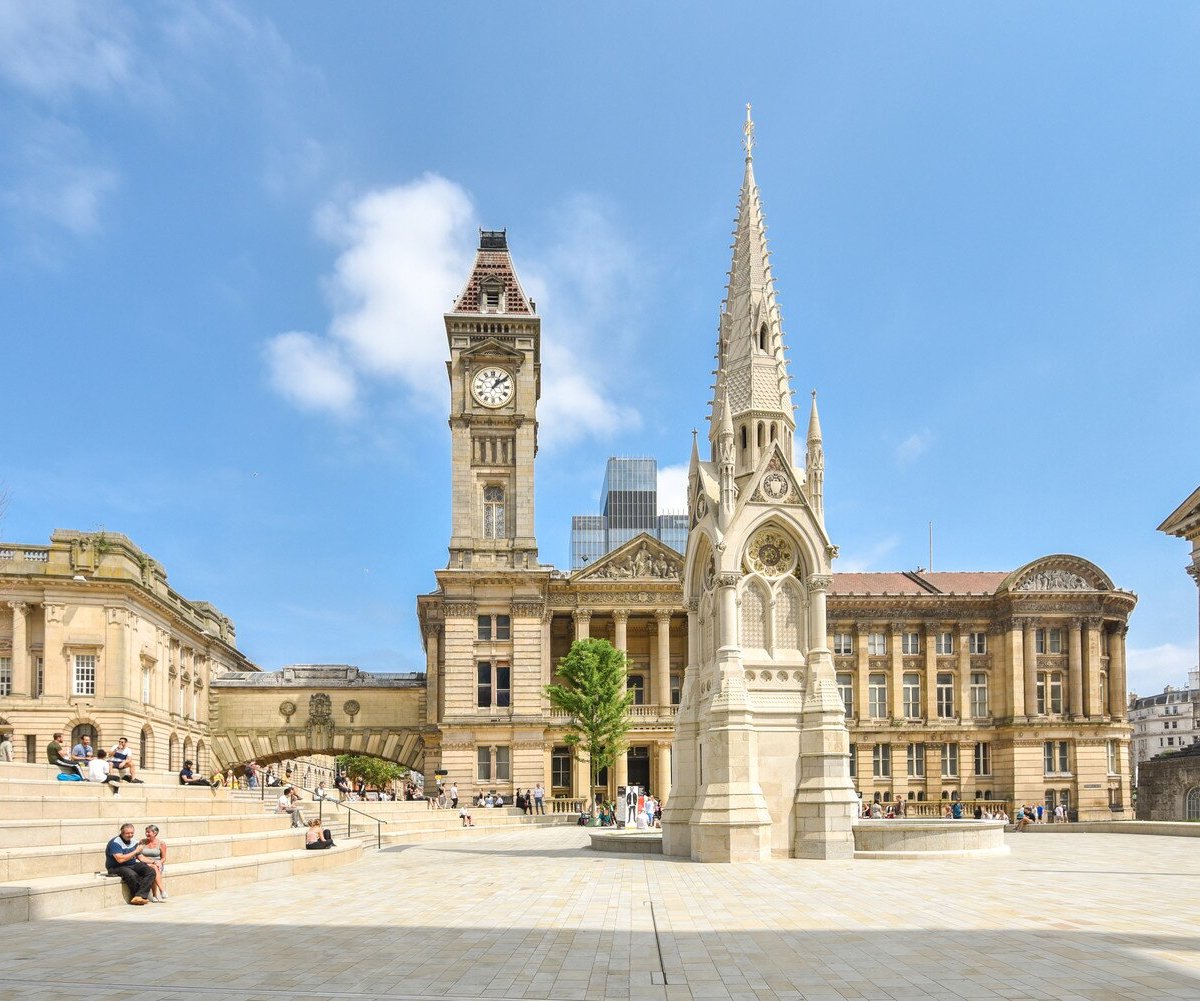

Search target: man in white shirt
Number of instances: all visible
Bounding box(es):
[88,748,123,796]
[533,783,545,815]
[278,786,306,827]
[109,737,143,783]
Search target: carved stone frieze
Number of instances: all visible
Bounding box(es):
[443,602,478,618]
[307,692,333,728]
[582,541,682,581]
[1016,569,1094,592]
[511,601,545,618]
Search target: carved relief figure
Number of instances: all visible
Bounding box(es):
[1017,569,1092,592]
[308,692,333,727]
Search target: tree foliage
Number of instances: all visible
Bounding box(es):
[545,638,634,809]
[335,754,407,789]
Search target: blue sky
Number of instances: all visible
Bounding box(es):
[2,3,1198,696]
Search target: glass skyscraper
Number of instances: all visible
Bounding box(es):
[569,457,686,570]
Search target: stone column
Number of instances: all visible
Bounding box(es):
[854,623,871,722]
[1023,619,1038,717]
[654,610,673,709]
[612,607,630,790]
[42,604,66,698]
[654,739,672,802]
[923,623,938,721]
[541,610,554,690]
[1084,617,1103,718]
[573,608,592,643]
[1109,626,1128,721]
[889,622,905,721]
[957,626,971,720]
[8,602,30,697]
[1068,618,1084,719]
[423,625,440,725]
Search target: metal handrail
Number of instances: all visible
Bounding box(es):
[317,796,386,850]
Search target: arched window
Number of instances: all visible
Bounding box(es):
[140,726,152,770]
[757,422,764,448]
[183,737,193,767]
[168,733,179,771]
[740,426,747,451]
[1187,788,1200,821]
[758,323,768,351]
[71,722,97,747]
[740,580,768,649]
[483,486,505,539]
[776,579,804,650]
[196,740,206,774]
[770,422,777,443]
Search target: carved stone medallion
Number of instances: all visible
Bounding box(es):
[745,528,796,578]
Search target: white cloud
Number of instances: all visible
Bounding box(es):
[895,430,932,466]
[657,463,690,515]
[264,332,357,416]
[1127,643,1197,697]
[0,1,135,101]
[836,535,901,572]
[267,178,643,449]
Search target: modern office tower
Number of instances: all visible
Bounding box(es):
[569,457,686,569]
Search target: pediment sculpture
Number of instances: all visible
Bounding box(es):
[588,542,682,581]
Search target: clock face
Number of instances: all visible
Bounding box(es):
[761,471,790,501]
[471,367,514,407]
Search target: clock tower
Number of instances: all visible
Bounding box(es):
[445,230,540,569]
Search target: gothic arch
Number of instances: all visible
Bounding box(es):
[739,576,770,651]
[731,511,826,588]
[775,576,807,652]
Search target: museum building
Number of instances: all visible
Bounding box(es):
[414,127,1135,823]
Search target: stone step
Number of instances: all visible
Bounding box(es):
[0,825,315,880]
[0,812,291,849]
[0,791,268,822]
[380,813,572,845]
[0,839,363,924]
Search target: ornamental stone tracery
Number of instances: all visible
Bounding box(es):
[745,528,796,578]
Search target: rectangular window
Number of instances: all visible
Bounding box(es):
[0,657,10,697]
[872,744,891,778]
[848,743,857,779]
[974,742,991,776]
[495,615,511,640]
[670,672,682,706]
[1107,740,1117,775]
[495,746,511,781]
[477,615,492,640]
[833,632,853,656]
[969,632,987,655]
[941,743,959,778]
[495,664,511,707]
[936,672,955,718]
[72,654,96,697]
[1044,741,1070,775]
[868,673,887,718]
[483,485,505,539]
[1036,671,1063,714]
[867,632,886,656]
[628,674,646,706]
[1035,628,1063,654]
[477,746,492,781]
[34,655,44,698]
[142,668,151,705]
[970,672,989,718]
[551,747,571,789]
[907,743,925,777]
[476,661,493,707]
[836,673,854,718]
[902,632,920,655]
[936,632,954,655]
[903,673,921,718]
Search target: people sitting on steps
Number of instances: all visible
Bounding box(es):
[178,759,214,789]
[105,823,157,906]
[47,731,86,779]
[304,818,335,849]
[108,737,144,783]
[139,824,168,902]
[88,748,124,796]
[278,785,307,827]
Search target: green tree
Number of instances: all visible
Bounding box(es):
[545,637,634,813]
[335,755,408,791]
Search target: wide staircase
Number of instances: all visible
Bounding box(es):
[230,786,574,849]
[0,763,363,924]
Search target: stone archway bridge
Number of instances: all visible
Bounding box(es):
[209,664,428,772]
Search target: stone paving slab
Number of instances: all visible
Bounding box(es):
[0,828,1197,1000]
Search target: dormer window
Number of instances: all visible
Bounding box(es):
[481,280,503,312]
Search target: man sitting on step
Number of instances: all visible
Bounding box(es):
[46,731,85,779]
[278,785,307,827]
[105,823,157,905]
[108,737,143,783]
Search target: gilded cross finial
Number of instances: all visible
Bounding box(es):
[743,103,755,160]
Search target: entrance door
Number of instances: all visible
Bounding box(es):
[627,746,651,792]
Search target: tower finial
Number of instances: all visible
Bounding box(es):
[743,103,755,161]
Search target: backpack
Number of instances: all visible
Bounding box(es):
[56,772,83,782]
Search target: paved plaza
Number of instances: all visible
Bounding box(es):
[0,827,1197,1001]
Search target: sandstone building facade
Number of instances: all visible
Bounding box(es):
[0,530,255,770]
[415,120,1135,829]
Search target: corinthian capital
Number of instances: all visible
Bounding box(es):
[807,574,833,593]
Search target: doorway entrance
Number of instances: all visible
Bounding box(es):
[627,745,651,792]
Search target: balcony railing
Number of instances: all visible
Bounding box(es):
[548,704,678,723]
